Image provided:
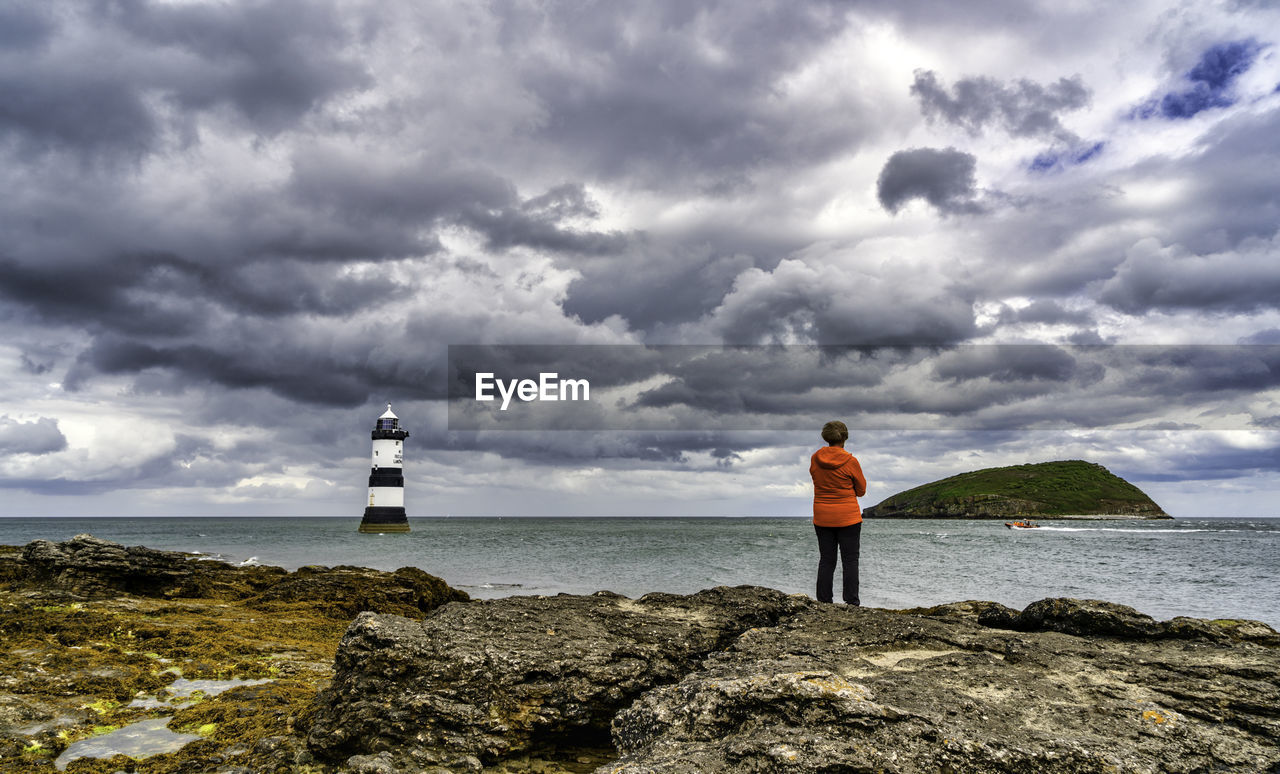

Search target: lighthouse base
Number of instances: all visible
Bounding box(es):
[359,506,411,534]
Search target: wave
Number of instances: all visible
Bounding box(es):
[1030,527,1239,534]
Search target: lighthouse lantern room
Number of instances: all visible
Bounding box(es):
[358,404,411,533]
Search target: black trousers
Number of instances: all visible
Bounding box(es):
[814,522,861,605]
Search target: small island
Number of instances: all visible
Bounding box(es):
[863,459,1171,520]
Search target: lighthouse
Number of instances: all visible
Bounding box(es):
[358,404,411,534]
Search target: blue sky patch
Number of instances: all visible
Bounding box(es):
[1133,39,1264,120]
[1030,152,1059,172]
[1029,141,1105,173]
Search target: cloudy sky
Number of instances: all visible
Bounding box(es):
[2,0,1279,519]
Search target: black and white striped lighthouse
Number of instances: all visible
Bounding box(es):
[358,404,411,534]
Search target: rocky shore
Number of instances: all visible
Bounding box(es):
[3,536,1278,773]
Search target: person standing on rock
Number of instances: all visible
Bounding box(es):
[810,420,867,605]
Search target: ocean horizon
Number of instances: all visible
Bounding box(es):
[3,516,1277,629]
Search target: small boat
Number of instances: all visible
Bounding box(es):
[1005,520,1040,529]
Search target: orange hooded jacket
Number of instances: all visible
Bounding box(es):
[810,445,867,527]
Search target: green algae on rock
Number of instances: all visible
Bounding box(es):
[307,586,810,766]
[15,534,468,613]
[0,535,467,774]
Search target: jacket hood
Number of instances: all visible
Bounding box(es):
[814,446,852,469]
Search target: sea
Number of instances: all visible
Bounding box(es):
[2,517,1277,629]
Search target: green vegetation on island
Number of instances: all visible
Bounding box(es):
[863,460,1170,519]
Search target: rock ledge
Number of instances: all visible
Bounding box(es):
[310,590,1279,773]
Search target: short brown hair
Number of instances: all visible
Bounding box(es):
[821,420,848,444]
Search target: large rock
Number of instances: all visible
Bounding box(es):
[307,586,811,767]
[954,596,1280,647]
[18,534,285,598]
[1012,596,1168,639]
[8,535,466,618]
[605,602,1280,773]
[249,565,467,619]
[311,588,1280,773]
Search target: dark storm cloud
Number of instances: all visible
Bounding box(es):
[703,260,978,346]
[0,131,627,407]
[876,148,984,215]
[563,243,756,329]
[0,68,158,161]
[65,336,379,407]
[0,417,67,455]
[0,4,55,49]
[288,151,628,256]
[434,430,788,468]
[1125,346,1280,394]
[1242,330,1280,345]
[506,1,865,190]
[1,0,908,413]
[468,185,630,255]
[1098,239,1280,315]
[449,345,1280,433]
[0,0,370,162]
[1123,440,1280,482]
[0,253,211,336]
[449,346,930,430]
[286,148,515,228]
[1132,39,1264,120]
[0,251,408,331]
[108,0,372,132]
[20,353,56,375]
[1157,109,1280,255]
[931,346,1084,384]
[0,238,602,415]
[624,348,919,417]
[213,261,411,318]
[911,69,1090,141]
